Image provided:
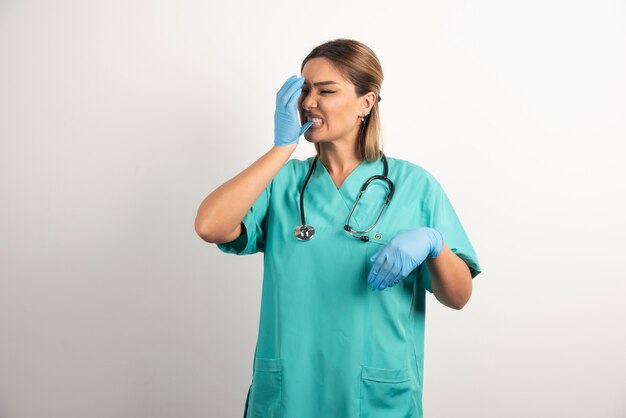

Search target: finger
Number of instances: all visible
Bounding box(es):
[276,75,298,107]
[384,272,402,289]
[372,257,392,290]
[277,75,299,98]
[368,252,386,286]
[281,77,305,108]
[370,249,381,264]
[286,84,303,111]
[375,256,398,290]
[368,261,385,290]
[277,76,299,102]
[367,262,382,288]
[375,265,393,291]
[385,257,406,289]
[367,268,379,290]
[299,121,314,135]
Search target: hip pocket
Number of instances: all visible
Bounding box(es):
[247,358,282,418]
[359,365,415,418]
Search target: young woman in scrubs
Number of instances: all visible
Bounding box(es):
[195,39,481,418]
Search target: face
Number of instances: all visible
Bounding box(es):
[298,57,373,145]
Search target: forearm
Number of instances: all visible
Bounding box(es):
[194,144,296,243]
[426,244,472,309]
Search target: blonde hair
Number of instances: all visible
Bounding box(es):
[301,39,384,162]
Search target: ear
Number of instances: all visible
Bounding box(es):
[360,91,377,114]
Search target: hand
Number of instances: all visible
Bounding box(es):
[274,75,313,146]
[367,227,444,291]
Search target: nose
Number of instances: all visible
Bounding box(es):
[301,90,317,111]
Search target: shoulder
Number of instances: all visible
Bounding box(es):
[285,156,315,170]
[385,156,442,190]
[384,156,449,209]
[283,156,314,174]
[272,156,315,185]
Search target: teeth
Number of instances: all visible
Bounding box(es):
[307,117,322,125]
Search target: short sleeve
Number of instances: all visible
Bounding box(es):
[216,182,271,256]
[417,178,481,293]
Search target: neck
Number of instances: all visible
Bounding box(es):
[318,142,362,175]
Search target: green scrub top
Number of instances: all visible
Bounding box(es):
[217,155,481,418]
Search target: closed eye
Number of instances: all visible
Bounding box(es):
[300,89,335,95]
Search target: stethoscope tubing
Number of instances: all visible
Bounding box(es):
[296,154,392,241]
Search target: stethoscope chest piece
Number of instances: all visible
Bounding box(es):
[295,224,315,241]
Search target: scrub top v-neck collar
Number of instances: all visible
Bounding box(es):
[307,156,386,216]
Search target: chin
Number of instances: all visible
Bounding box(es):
[303,132,318,143]
[304,130,331,143]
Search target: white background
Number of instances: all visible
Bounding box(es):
[1,0,625,417]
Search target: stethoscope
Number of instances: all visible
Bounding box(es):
[294,154,395,242]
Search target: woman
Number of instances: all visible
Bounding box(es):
[195,39,481,418]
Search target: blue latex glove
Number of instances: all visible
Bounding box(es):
[274,75,313,146]
[367,227,444,291]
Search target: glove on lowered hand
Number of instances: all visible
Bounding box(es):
[367,227,444,291]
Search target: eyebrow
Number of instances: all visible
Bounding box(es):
[303,81,340,87]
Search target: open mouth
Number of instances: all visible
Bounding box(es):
[307,116,324,128]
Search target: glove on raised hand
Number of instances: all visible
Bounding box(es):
[274,75,313,146]
[367,227,444,291]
